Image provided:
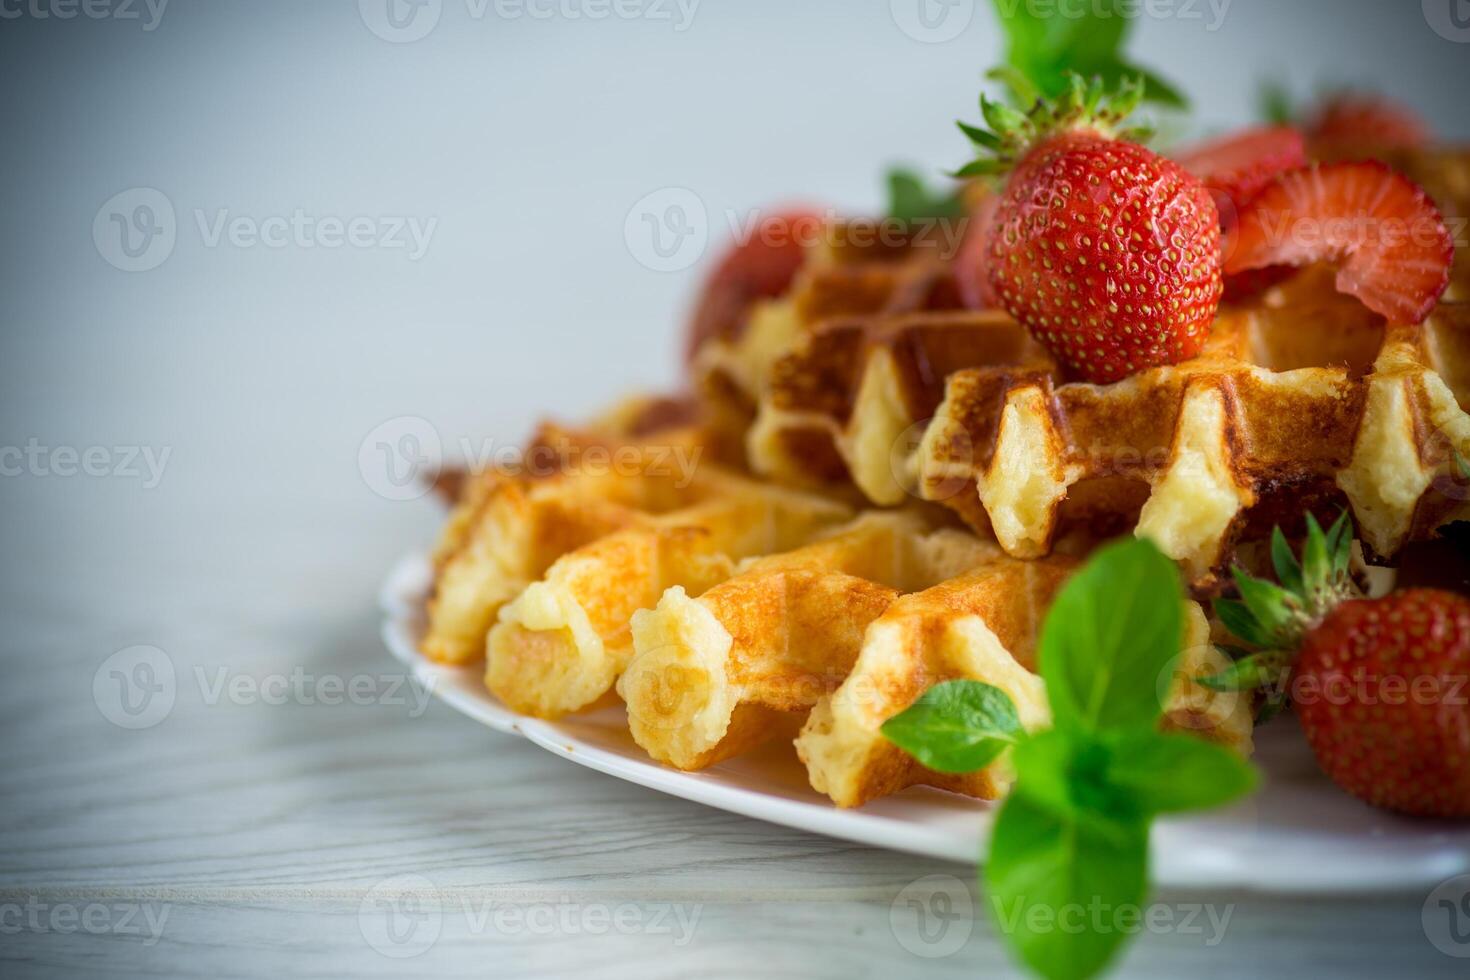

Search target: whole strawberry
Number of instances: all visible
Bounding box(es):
[1295,590,1470,818]
[1205,515,1470,819]
[958,76,1222,383]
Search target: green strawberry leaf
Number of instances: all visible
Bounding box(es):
[1260,79,1294,125]
[1302,513,1331,594]
[881,680,1023,774]
[986,792,1150,980]
[1269,527,1304,595]
[1213,598,1270,648]
[1039,537,1184,734]
[1231,568,1297,639]
[1100,732,1259,814]
[1196,649,1290,693]
[885,168,967,223]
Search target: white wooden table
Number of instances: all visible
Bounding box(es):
[0,478,1460,978]
[4,1,1469,976]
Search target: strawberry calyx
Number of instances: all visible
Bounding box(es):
[1200,513,1361,719]
[955,73,1153,180]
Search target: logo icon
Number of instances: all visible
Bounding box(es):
[359,0,443,43]
[890,874,974,958]
[359,874,442,958]
[890,0,974,44]
[624,188,708,273]
[93,645,176,729]
[359,416,442,501]
[1424,0,1470,42]
[1424,874,1470,957]
[93,188,177,272]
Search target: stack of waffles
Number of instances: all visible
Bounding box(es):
[423,147,1470,809]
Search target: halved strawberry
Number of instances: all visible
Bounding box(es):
[684,207,825,361]
[1306,95,1430,160]
[1176,125,1307,223]
[1226,161,1453,324]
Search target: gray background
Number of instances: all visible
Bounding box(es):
[1,1,1467,977]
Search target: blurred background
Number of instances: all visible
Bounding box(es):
[1,0,1467,587]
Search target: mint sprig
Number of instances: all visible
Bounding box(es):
[991,0,1187,109]
[885,168,967,224]
[882,538,1259,980]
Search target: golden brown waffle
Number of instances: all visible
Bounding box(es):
[692,225,966,465]
[743,268,1470,590]
[617,510,1250,806]
[425,397,728,665]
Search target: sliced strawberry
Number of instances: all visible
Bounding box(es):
[1226,162,1453,324]
[684,207,825,360]
[1176,125,1307,223]
[1306,95,1430,160]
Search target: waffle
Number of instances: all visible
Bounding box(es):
[692,223,966,466]
[742,266,1470,590]
[424,398,726,665]
[618,509,1251,805]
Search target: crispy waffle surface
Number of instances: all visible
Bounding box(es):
[730,245,1470,593]
[424,398,1252,808]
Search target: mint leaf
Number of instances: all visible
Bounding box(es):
[885,168,966,223]
[989,0,1185,109]
[1039,538,1184,734]
[881,680,1023,773]
[1009,729,1142,838]
[986,792,1149,980]
[1100,732,1259,815]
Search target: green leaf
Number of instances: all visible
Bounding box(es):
[1196,649,1289,693]
[986,792,1149,980]
[1269,527,1304,595]
[1231,568,1296,639]
[1325,511,1353,580]
[1039,537,1184,734]
[1260,79,1294,125]
[1100,732,1259,815]
[956,120,1001,150]
[881,680,1023,774]
[989,0,1187,110]
[1302,514,1330,595]
[1212,598,1268,648]
[885,168,967,224]
[1010,729,1141,835]
[953,159,1004,178]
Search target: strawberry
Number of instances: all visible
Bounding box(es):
[1204,515,1470,818]
[1175,125,1308,225]
[684,207,825,361]
[954,192,1001,310]
[1226,162,1453,324]
[957,76,1222,383]
[1220,264,1296,304]
[1305,94,1431,161]
[1295,590,1470,818]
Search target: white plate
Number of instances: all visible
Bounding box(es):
[381,553,1470,894]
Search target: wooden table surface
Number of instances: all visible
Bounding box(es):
[0,478,1463,980]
